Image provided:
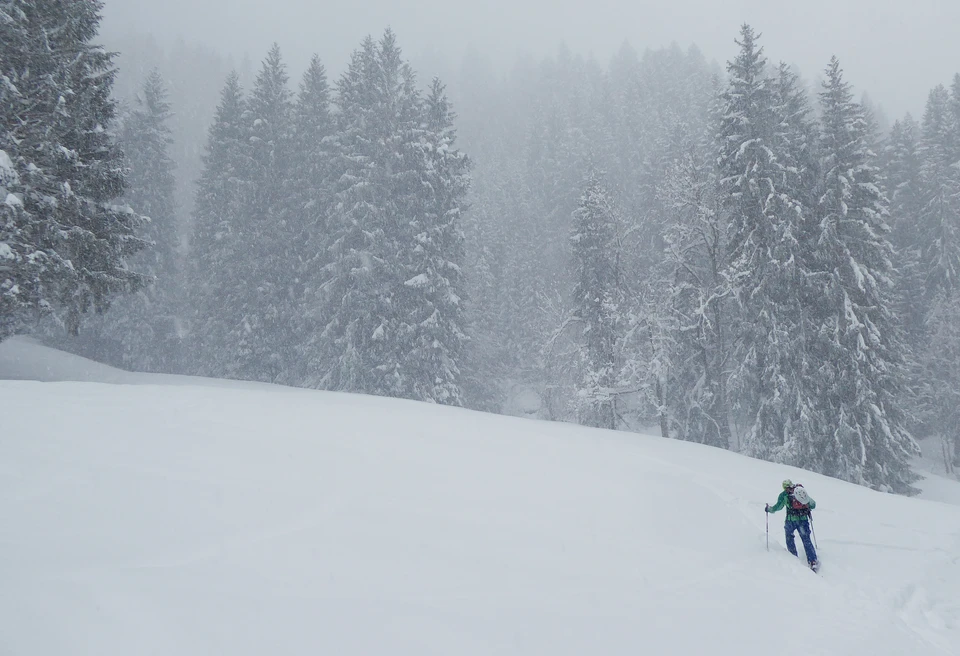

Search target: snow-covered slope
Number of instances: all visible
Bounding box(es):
[914,436,960,507]
[0,336,276,390]
[2,341,959,656]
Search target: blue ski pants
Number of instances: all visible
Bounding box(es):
[785,519,817,563]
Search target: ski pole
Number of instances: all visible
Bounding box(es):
[809,513,818,550]
[765,504,769,551]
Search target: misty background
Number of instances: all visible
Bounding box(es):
[102,0,960,119]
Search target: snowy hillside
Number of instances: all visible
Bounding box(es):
[2,340,959,656]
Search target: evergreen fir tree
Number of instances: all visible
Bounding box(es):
[949,74,960,158]
[885,116,924,256]
[915,78,960,467]
[764,62,825,467]
[124,71,179,285]
[0,3,37,341]
[772,64,821,220]
[811,57,918,492]
[718,26,815,462]
[570,173,623,429]
[394,79,470,405]
[190,72,253,376]
[371,30,434,399]
[0,0,146,340]
[918,85,960,296]
[322,31,426,397]
[291,55,335,387]
[320,38,378,392]
[96,69,180,371]
[921,289,960,470]
[716,24,776,442]
[883,115,928,434]
[231,44,294,382]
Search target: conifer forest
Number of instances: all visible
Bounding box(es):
[4,0,960,493]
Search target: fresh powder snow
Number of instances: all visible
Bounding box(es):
[1,339,958,656]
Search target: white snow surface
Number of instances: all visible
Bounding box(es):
[913,436,960,507]
[2,339,960,656]
[0,337,276,390]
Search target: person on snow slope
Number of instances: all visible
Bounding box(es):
[766,479,818,569]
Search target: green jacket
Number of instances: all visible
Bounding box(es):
[767,489,816,522]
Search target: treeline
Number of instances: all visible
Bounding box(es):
[187,33,469,404]
[3,7,469,403]
[457,27,960,490]
[3,2,958,491]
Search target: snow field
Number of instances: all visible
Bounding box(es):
[1,341,959,655]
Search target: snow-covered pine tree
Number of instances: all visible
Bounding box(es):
[0,0,146,341]
[772,64,821,220]
[229,44,295,383]
[368,31,436,399]
[124,71,179,288]
[89,69,180,371]
[858,93,888,168]
[1,3,30,339]
[0,4,40,341]
[764,62,827,467]
[949,74,960,159]
[394,79,470,405]
[944,75,960,468]
[290,55,335,387]
[570,173,623,429]
[319,38,378,392]
[883,115,928,434]
[811,57,919,492]
[923,290,960,471]
[322,31,425,397]
[918,85,960,296]
[885,116,924,258]
[914,78,960,469]
[716,24,776,445]
[190,72,253,376]
[717,26,814,462]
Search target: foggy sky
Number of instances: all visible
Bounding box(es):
[103,0,960,119]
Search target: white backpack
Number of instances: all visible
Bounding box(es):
[791,485,810,507]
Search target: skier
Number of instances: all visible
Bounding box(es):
[766,479,819,570]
